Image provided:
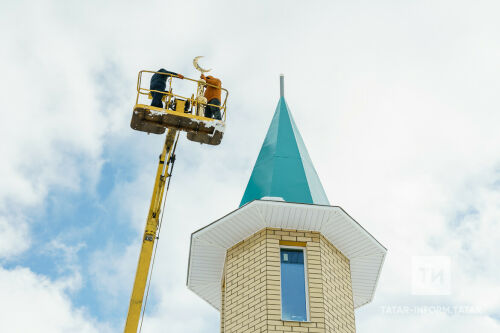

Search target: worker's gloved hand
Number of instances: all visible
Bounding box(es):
[178,74,184,79]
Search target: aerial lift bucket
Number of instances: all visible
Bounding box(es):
[131,105,225,145]
[130,70,227,146]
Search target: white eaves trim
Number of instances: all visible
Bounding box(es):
[186,200,386,310]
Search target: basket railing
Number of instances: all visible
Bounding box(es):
[135,70,228,121]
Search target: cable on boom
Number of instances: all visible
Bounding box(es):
[138,132,180,333]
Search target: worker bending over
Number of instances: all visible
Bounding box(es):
[150,69,184,108]
[201,74,222,120]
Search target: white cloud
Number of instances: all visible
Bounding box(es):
[0,1,114,264]
[88,242,138,311]
[0,216,30,258]
[0,267,109,333]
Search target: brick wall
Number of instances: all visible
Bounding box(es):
[222,228,355,333]
[223,229,268,333]
[320,235,355,333]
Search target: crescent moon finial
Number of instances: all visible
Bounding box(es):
[193,56,212,73]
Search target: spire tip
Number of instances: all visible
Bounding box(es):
[280,74,284,97]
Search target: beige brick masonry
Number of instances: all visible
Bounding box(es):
[222,228,355,333]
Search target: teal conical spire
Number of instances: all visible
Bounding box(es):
[240,76,329,207]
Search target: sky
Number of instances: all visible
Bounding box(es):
[1,0,500,332]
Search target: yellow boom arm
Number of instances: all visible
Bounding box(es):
[124,129,179,333]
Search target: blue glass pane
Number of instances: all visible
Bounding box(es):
[280,249,307,321]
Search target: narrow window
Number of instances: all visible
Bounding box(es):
[280,248,308,321]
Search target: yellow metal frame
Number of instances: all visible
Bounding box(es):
[124,129,178,333]
[135,70,229,122]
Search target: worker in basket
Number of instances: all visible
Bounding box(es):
[150,68,184,108]
[200,74,222,120]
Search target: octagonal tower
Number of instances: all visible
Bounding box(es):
[187,76,386,333]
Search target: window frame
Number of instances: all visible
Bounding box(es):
[279,245,310,322]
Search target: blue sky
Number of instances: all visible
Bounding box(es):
[1,0,500,332]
